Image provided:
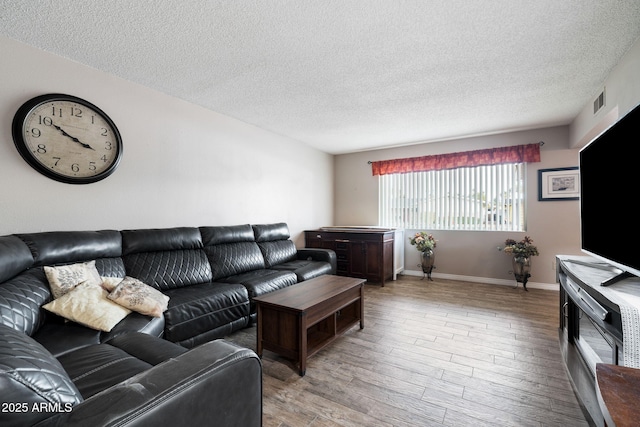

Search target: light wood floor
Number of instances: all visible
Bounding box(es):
[225,275,589,427]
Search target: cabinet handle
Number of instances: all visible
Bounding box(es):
[336,239,350,243]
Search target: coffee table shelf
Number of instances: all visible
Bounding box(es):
[254,275,365,376]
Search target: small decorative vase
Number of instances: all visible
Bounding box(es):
[421,249,435,281]
[512,256,531,291]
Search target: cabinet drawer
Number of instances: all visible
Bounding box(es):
[337,261,349,274]
[335,241,349,250]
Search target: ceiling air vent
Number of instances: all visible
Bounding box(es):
[593,87,606,114]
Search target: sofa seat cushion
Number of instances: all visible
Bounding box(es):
[58,343,152,399]
[105,331,188,364]
[34,320,101,358]
[58,333,187,399]
[270,259,334,281]
[161,283,250,345]
[33,313,165,358]
[222,269,297,316]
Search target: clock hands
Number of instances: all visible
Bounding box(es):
[52,124,95,150]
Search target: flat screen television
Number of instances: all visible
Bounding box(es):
[580,102,640,285]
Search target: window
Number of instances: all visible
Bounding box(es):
[379,163,526,231]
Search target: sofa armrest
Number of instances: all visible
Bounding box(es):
[297,248,337,274]
[37,340,262,427]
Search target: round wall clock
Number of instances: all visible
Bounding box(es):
[12,93,123,184]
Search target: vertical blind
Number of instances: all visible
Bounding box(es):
[379,163,526,231]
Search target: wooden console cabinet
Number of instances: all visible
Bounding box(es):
[305,227,395,285]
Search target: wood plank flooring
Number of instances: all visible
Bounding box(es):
[225,276,589,426]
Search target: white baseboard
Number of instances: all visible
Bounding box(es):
[399,269,559,291]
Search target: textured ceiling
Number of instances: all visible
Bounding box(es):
[2,1,640,154]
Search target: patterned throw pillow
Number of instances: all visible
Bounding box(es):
[44,260,103,299]
[101,276,124,292]
[43,282,131,332]
[107,276,170,318]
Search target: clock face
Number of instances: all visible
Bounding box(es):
[12,94,123,184]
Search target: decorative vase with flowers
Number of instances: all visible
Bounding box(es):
[409,232,437,280]
[503,236,539,290]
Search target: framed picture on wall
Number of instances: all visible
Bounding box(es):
[538,167,579,201]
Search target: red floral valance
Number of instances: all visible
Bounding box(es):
[371,143,541,176]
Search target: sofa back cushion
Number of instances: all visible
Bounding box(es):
[0,235,33,283]
[200,225,265,280]
[121,228,212,290]
[17,230,122,267]
[258,240,298,268]
[0,324,82,426]
[252,223,297,267]
[16,229,126,278]
[0,269,51,335]
[0,235,47,335]
[252,222,290,242]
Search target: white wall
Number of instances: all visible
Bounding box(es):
[0,37,334,246]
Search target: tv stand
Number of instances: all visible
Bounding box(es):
[563,258,633,286]
[601,271,636,287]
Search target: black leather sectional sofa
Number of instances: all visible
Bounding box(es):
[0,222,335,426]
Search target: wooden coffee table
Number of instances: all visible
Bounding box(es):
[254,275,365,376]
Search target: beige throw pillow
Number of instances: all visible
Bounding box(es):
[107,276,169,318]
[101,276,124,292]
[43,282,131,332]
[44,261,103,299]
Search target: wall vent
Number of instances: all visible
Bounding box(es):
[593,87,606,114]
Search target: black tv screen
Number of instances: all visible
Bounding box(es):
[580,103,640,278]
